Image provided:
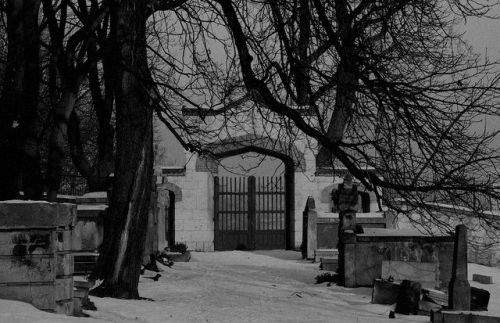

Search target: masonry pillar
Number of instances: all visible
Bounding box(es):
[448,224,470,310]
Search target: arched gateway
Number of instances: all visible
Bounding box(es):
[205,134,303,250]
[156,106,383,252]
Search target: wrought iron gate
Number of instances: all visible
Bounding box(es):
[214,176,286,251]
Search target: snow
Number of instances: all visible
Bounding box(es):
[317,211,386,218]
[0,200,53,204]
[80,192,108,199]
[76,204,108,211]
[2,251,500,322]
[469,263,500,317]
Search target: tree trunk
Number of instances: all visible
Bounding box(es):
[19,0,43,199]
[316,1,356,168]
[0,0,42,200]
[92,0,154,299]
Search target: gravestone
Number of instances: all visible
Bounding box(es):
[448,224,470,310]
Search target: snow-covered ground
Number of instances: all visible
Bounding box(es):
[1,251,500,322]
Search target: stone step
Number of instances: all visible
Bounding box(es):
[314,249,338,263]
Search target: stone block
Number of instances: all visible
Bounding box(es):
[472,274,493,284]
[0,229,55,255]
[56,229,72,252]
[431,311,500,323]
[422,288,448,307]
[0,255,56,283]
[395,280,421,315]
[54,299,74,315]
[371,279,400,305]
[471,286,490,311]
[56,253,74,277]
[0,201,75,228]
[0,202,75,315]
[55,277,73,301]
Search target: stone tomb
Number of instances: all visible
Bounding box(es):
[0,201,76,314]
[340,228,455,289]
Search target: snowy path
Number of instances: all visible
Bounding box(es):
[9,250,500,322]
[83,250,429,322]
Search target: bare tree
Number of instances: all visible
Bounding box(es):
[91,0,188,299]
[67,1,115,192]
[190,0,500,225]
[42,0,108,201]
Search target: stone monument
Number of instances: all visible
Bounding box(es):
[448,224,470,310]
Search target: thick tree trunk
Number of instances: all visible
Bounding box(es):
[0,0,42,200]
[92,0,154,298]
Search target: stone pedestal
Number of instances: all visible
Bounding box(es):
[0,201,76,314]
[341,230,357,287]
[448,224,470,310]
[339,211,357,232]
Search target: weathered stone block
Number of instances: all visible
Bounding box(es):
[0,201,75,315]
[0,201,75,228]
[371,279,400,305]
[472,273,493,284]
[431,311,500,323]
